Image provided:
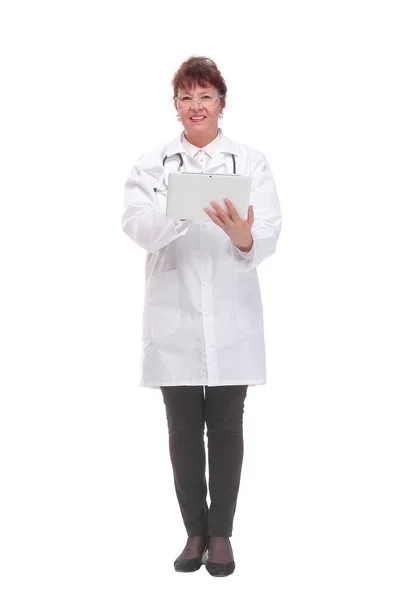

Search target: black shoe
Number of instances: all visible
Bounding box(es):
[206,537,235,576]
[174,541,209,573]
[205,559,235,577]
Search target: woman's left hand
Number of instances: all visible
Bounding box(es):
[204,199,254,250]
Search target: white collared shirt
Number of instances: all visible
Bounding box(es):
[181,131,220,169]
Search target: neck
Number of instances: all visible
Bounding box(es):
[184,129,218,149]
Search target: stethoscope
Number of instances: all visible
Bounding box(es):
[153,152,237,193]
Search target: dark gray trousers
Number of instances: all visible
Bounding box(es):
[161,385,247,537]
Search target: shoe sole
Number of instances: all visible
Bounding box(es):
[205,561,235,577]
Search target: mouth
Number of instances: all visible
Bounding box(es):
[190,115,206,122]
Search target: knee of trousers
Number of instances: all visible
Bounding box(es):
[206,416,243,436]
[167,426,205,440]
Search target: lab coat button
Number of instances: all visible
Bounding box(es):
[204,311,209,317]
[202,252,208,258]
[201,223,207,228]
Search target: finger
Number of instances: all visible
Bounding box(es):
[249,205,254,223]
[224,199,239,219]
[204,207,218,220]
[212,201,234,226]
[211,201,227,217]
[204,207,226,228]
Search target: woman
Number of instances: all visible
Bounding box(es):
[122,56,282,576]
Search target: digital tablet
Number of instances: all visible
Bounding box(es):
[166,172,252,222]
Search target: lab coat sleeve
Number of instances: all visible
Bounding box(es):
[122,161,191,254]
[230,153,282,272]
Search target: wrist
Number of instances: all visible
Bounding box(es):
[235,236,253,252]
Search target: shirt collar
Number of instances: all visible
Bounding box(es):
[181,131,220,158]
[164,128,240,159]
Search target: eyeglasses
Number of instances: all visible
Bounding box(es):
[176,93,224,107]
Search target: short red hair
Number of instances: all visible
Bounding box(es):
[171,56,227,109]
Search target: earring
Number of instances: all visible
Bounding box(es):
[219,113,224,119]
[176,114,181,121]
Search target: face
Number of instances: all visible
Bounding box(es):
[175,83,224,140]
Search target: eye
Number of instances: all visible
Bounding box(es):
[201,95,212,100]
[182,96,191,101]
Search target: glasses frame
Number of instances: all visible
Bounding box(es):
[175,93,225,107]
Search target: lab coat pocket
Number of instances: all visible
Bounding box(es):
[143,269,180,339]
[235,270,264,336]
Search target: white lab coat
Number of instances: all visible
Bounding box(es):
[122,128,282,389]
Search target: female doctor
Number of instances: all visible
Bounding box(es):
[122,56,282,577]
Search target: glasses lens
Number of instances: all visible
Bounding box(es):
[178,95,218,107]
[200,95,214,106]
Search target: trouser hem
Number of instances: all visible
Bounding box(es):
[186,529,208,537]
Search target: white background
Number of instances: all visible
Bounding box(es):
[1,0,399,598]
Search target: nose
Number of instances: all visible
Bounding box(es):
[190,97,203,109]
